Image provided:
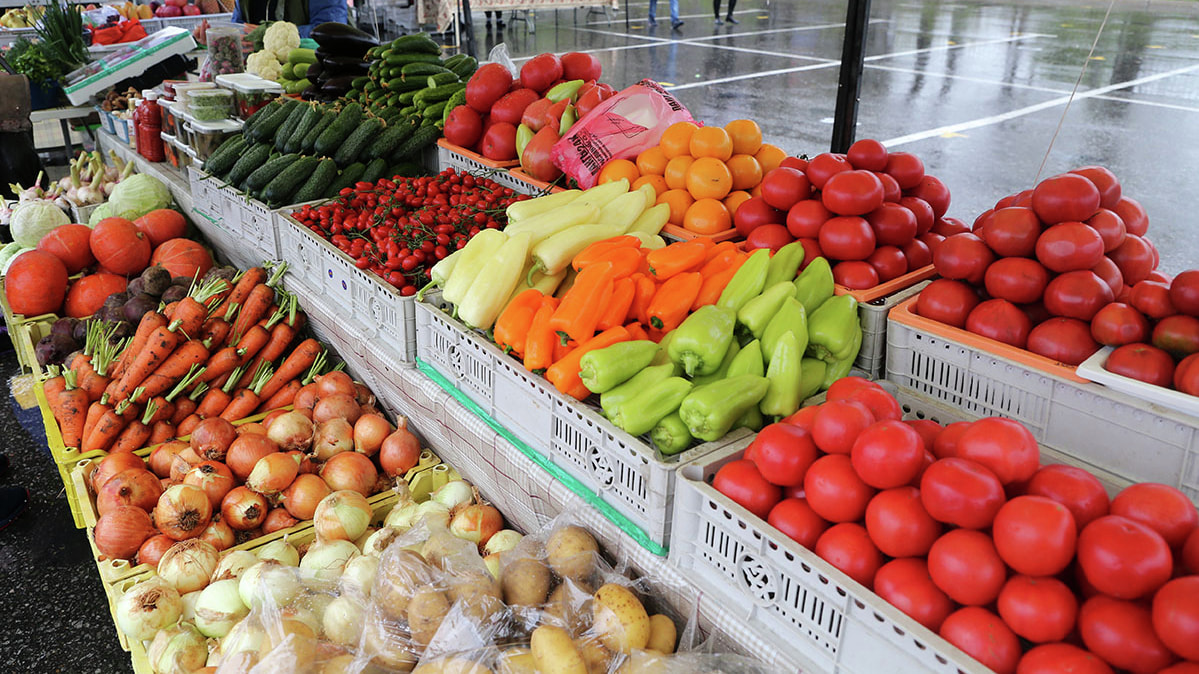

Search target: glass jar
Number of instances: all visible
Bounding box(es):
[188,88,234,121]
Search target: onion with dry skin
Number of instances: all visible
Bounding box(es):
[96,468,163,515]
[261,507,299,534]
[95,505,156,560]
[148,440,188,478]
[353,414,391,456]
[136,534,176,568]
[292,383,319,412]
[182,460,235,510]
[315,370,356,398]
[246,452,301,495]
[221,486,268,531]
[156,484,213,541]
[157,539,219,594]
[282,473,331,520]
[321,451,378,497]
[147,620,208,672]
[314,490,373,542]
[225,434,279,482]
[237,422,266,436]
[168,446,204,483]
[115,577,183,641]
[266,410,314,452]
[312,418,353,461]
[313,393,362,424]
[190,417,239,461]
[380,427,422,477]
[90,452,145,492]
[200,514,235,551]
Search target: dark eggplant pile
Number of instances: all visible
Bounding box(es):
[304,23,378,101]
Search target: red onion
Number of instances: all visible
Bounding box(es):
[97,468,163,515]
[313,393,362,425]
[353,414,391,457]
[320,451,378,497]
[148,441,189,479]
[136,534,176,568]
[283,473,331,520]
[246,452,301,496]
[182,461,235,510]
[200,515,235,551]
[449,504,503,548]
[156,484,213,541]
[190,417,239,462]
[380,427,422,478]
[225,434,279,481]
[90,452,146,492]
[266,411,314,453]
[221,486,268,531]
[313,418,354,461]
[293,383,319,412]
[262,507,299,534]
[94,506,156,560]
[315,370,356,398]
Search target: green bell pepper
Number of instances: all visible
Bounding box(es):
[807,294,860,363]
[668,305,736,377]
[798,357,828,402]
[691,339,740,387]
[737,281,797,340]
[764,240,806,288]
[613,377,694,436]
[793,256,835,314]
[761,297,807,365]
[651,411,693,455]
[651,329,679,366]
[600,361,679,420]
[727,339,765,378]
[578,340,659,394]
[716,248,771,313]
[821,328,863,389]
[760,331,803,418]
[733,404,765,432]
[679,374,769,442]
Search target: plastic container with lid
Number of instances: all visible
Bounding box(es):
[215,73,283,120]
[172,81,216,107]
[188,88,233,121]
[200,23,245,81]
[187,117,242,161]
[161,132,180,169]
[177,143,195,171]
[158,98,179,136]
[173,106,194,147]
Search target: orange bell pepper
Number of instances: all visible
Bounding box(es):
[522,297,560,373]
[693,256,748,310]
[572,235,641,270]
[596,277,636,332]
[647,272,703,332]
[646,240,708,281]
[629,273,658,326]
[546,325,631,400]
[493,288,545,357]
[550,261,616,346]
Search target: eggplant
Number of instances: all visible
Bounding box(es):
[319,75,356,98]
[320,56,370,77]
[306,59,323,80]
[310,22,378,58]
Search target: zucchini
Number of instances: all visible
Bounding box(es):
[283,104,323,153]
[383,52,442,67]
[360,157,389,184]
[293,158,339,203]
[245,153,301,194]
[334,117,385,167]
[326,162,366,198]
[226,143,274,187]
[391,124,441,161]
[282,62,296,80]
[287,48,318,65]
[263,156,321,207]
[426,72,459,88]
[401,62,451,79]
[246,99,299,144]
[284,77,310,95]
[313,102,364,157]
[202,134,247,176]
[389,33,441,54]
[272,102,310,150]
[448,56,477,79]
[368,119,418,159]
[301,110,337,154]
[413,82,464,107]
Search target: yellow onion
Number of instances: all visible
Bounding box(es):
[255,538,300,567]
[239,560,302,610]
[300,539,360,581]
[147,620,207,673]
[322,595,365,648]
[158,539,220,594]
[115,577,183,641]
[314,490,373,542]
[212,550,260,583]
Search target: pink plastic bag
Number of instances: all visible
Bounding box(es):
[551,79,695,189]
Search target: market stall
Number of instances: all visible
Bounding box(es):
[3,23,1199,674]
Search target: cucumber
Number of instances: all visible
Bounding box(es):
[389,161,428,178]
[313,102,364,157]
[245,153,300,194]
[333,117,385,167]
[401,62,452,79]
[360,157,389,184]
[272,102,310,150]
[448,56,477,79]
[282,63,296,80]
[293,158,339,203]
[285,78,311,95]
[426,72,459,88]
[202,134,246,174]
[263,156,321,207]
[391,124,440,161]
[421,101,447,120]
[389,33,441,54]
[383,52,442,67]
[326,162,366,198]
[442,87,468,124]
[242,99,282,139]
[351,75,370,90]
[368,119,418,159]
[301,110,337,154]
[226,143,274,187]
[399,105,418,117]
[287,48,317,65]
[442,53,468,68]
[413,82,464,107]
[384,77,426,92]
[421,115,439,128]
[246,99,299,144]
[398,90,420,106]
[283,104,323,153]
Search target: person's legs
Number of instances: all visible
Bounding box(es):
[714,0,723,23]
[726,0,739,23]
[670,0,682,27]
[648,0,658,24]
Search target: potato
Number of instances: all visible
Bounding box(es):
[501,557,552,608]
[592,584,650,654]
[448,571,505,623]
[408,586,452,646]
[363,615,418,672]
[546,526,599,582]
[574,635,613,674]
[615,650,669,674]
[374,550,435,620]
[413,655,495,674]
[495,647,537,674]
[259,618,317,664]
[544,579,594,635]
[531,625,588,674]
[646,615,677,655]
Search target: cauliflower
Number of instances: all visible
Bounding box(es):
[247,50,282,81]
[264,22,300,63]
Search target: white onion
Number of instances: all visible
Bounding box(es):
[158,539,220,594]
[360,526,402,557]
[483,529,524,556]
[180,590,201,623]
[483,553,500,580]
[211,550,259,583]
[115,577,183,641]
[256,538,300,567]
[220,617,266,660]
[194,578,249,638]
[382,502,420,531]
[340,555,379,598]
[239,561,302,610]
[280,604,322,637]
[322,595,365,648]
[300,539,360,581]
[147,620,208,673]
[431,480,474,509]
[416,500,452,529]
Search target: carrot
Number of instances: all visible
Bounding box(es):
[199,346,247,384]
[228,282,281,345]
[646,240,708,281]
[550,261,616,346]
[72,357,97,393]
[177,413,202,436]
[81,394,110,448]
[235,304,300,388]
[120,388,145,421]
[211,266,268,320]
[546,325,631,400]
[628,273,658,327]
[219,363,274,420]
[172,277,230,338]
[572,236,641,271]
[138,339,210,399]
[111,405,153,453]
[171,397,197,426]
[646,272,703,332]
[197,364,243,418]
[112,312,169,381]
[256,338,323,402]
[523,298,561,373]
[83,398,134,453]
[149,420,176,445]
[53,371,88,450]
[199,317,231,348]
[235,325,272,362]
[110,326,180,402]
[257,378,301,413]
[596,277,636,332]
[42,367,66,411]
[494,289,545,357]
[162,301,179,319]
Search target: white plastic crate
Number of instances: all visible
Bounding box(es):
[186,166,220,221]
[273,213,361,324]
[236,196,283,261]
[347,261,417,363]
[887,307,1199,503]
[414,295,495,411]
[853,280,929,379]
[436,140,528,194]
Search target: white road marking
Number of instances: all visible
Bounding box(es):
[865,63,1074,95]
[664,61,840,91]
[864,32,1055,61]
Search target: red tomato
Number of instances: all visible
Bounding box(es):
[1017,643,1114,674]
[1112,196,1149,237]
[1091,256,1125,297]
[966,298,1034,348]
[1086,208,1127,252]
[866,203,918,246]
[733,197,785,237]
[864,486,942,557]
[973,207,995,232]
[1152,577,1199,661]
[832,261,880,289]
[1027,317,1101,365]
[1108,234,1156,286]
[905,418,942,453]
[884,152,924,189]
[850,421,925,489]
[1105,343,1176,388]
[1044,270,1114,321]
[998,575,1079,644]
[993,496,1078,576]
[814,522,883,588]
[761,167,811,211]
[1130,280,1177,319]
[1036,222,1106,272]
[1160,665,1199,674]
[821,170,885,216]
[443,105,484,148]
[915,279,981,328]
[846,138,888,171]
[1177,353,1199,396]
[779,156,808,171]
[978,206,1045,255]
[785,199,832,239]
[479,122,518,161]
[1078,515,1174,600]
[745,423,820,488]
[1181,526,1199,574]
[1079,595,1179,673]
[781,404,820,431]
[921,457,1007,529]
[865,246,908,282]
[900,237,933,270]
[1152,314,1199,360]
[810,400,875,455]
[1032,173,1102,224]
[929,530,1008,606]
[875,171,902,202]
[805,152,852,190]
[955,417,1040,485]
[932,216,971,237]
[804,454,876,523]
[901,196,935,235]
[933,233,995,285]
[907,175,951,219]
[825,376,882,401]
[1024,464,1110,530]
[1109,482,1198,549]
[874,558,955,632]
[744,224,795,253]
[1170,270,1199,317]
[919,231,946,255]
[843,385,902,422]
[519,54,564,93]
[796,238,824,271]
[1146,269,1174,284]
[1069,166,1123,210]
[940,607,1021,674]
[932,420,970,459]
[712,459,781,520]
[767,497,828,549]
[818,216,876,261]
[984,257,1050,305]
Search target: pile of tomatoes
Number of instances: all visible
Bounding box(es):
[290,169,526,296]
[713,378,1199,674]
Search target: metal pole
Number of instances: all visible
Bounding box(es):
[830,0,871,153]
